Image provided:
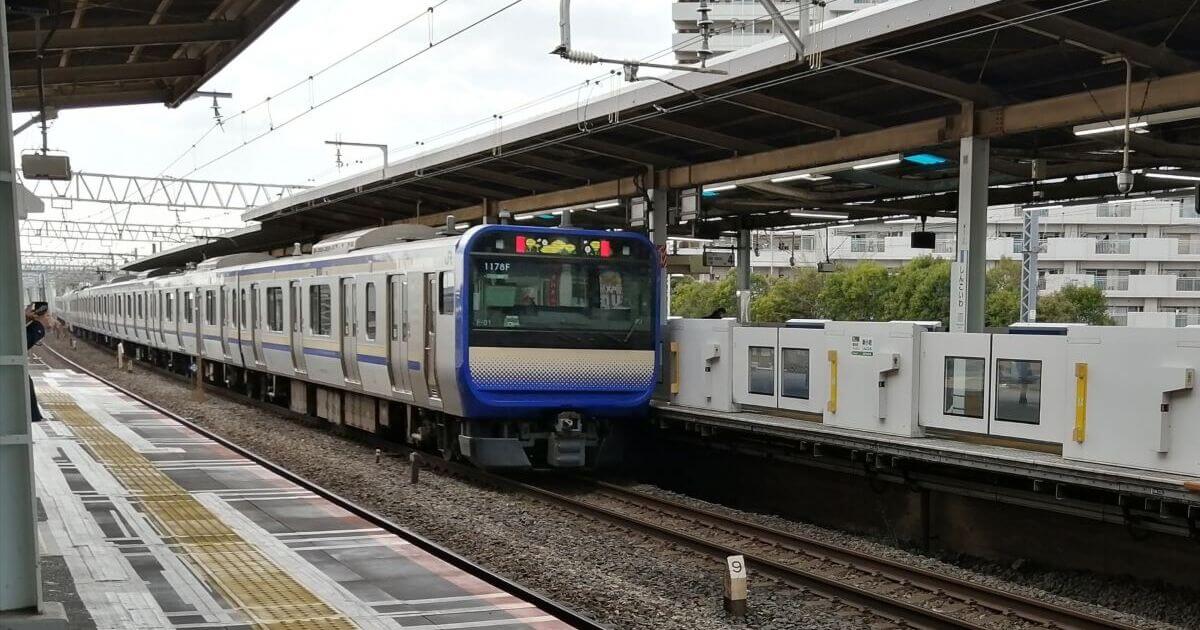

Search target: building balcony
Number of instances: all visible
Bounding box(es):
[1178,313,1200,327]
[1094,240,1131,255]
[1178,240,1200,255]
[1093,275,1131,291]
[1177,276,1200,292]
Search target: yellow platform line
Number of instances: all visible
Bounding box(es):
[42,389,357,630]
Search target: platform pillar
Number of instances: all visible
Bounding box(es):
[950,136,989,333]
[0,2,52,622]
[649,186,669,320]
[736,229,751,322]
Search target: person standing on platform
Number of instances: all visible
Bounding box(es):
[25,302,49,423]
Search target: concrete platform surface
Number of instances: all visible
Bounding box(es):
[30,369,573,630]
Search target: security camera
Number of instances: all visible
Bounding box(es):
[1116,169,1135,194]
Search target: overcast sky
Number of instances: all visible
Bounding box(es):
[15,0,675,259]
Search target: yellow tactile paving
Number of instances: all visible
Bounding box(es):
[43,389,357,630]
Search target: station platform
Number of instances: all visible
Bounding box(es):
[652,402,1200,510]
[28,366,575,630]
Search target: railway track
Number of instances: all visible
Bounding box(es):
[416,457,1138,630]
[46,338,1143,630]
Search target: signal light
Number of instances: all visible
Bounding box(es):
[600,240,612,257]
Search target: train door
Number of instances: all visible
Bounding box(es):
[340,278,361,383]
[250,283,264,365]
[388,274,411,397]
[172,289,182,348]
[423,273,440,399]
[289,280,306,373]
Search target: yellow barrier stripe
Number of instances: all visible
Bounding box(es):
[43,391,356,630]
[827,350,838,414]
[1073,362,1088,444]
[669,342,680,395]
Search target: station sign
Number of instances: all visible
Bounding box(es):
[703,250,735,267]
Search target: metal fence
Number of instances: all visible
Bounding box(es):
[1095,240,1131,254]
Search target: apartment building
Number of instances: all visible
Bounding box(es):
[670,196,1200,327]
[672,0,891,64]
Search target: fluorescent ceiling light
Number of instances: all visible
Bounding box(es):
[668,236,715,243]
[593,201,621,209]
[1023,204,1063,212]
[790,211,848,219]
[704,184,737,193]
[514,213,536,221]
[1147,171,1200,182]
[771,173,833,183]
[1122,196,1158,203]
[853,157,902,170]
[884,218,917,224]
[1073,121,1149,136]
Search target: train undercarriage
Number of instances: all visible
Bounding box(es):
[73,329,622,470]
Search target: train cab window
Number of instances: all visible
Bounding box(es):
[439,272,455,315]
[364,283,378,340]
[995,359,1042,424]
[165,293,174,322]
[748,346,775,396]
[780,348,811,400]
[266,287,284,332]
[943,357,985,418]
[310,284,332,335]
[205,290,217,325]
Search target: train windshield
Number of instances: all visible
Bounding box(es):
[468,233,654,349]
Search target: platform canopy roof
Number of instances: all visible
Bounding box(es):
[125,0,1200,271]
[5,0,297,112]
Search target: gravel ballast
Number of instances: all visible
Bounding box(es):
[38,337,1196,630]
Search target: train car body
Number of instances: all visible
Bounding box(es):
[61,224,661,468]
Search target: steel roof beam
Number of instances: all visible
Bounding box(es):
[500,154,612,182]
[724,92,879,134]
[410,177,513,200]
[848,58,1005,105]
[568,137,685,167]
[10,59,204,88]
[7,21,244,52]
[457,167,556,193]
[372,187,464,209]
[986,4,1197,75]
[11,88,164,112]
[634,118,774,154]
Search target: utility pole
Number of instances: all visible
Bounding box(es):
[1020,207,1047,323]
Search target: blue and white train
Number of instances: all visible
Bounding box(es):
[60,224,661,468]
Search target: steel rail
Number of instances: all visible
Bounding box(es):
[37,343,608,630]
[586,481,1136,630]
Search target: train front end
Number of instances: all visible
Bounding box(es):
[457,225,659,468]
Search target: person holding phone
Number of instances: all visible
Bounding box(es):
[25,302,49,422]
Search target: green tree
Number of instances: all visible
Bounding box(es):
[885,257,951,324]
[1037,285,1113,325]
[751,269,824,322]
[817,262,892,321]
[669,273,771,318]
[985,258,1022,327]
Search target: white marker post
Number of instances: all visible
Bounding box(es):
[116,342,125,370]
[723,554,747,617]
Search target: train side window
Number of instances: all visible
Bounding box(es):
[165,293,174,322]
[943,356,985,419]
[748,346,775,396]
[137,294,143,318]
[205,290,217,325]
[184,292,194,324]
[439,272,455,315]
[291,285,302,332]
[995,359,1042,424]
[309,284,332,335]
[266,287,284,332]
[780,348,810,400]
[239,290,247,326]
[365,282,377,340]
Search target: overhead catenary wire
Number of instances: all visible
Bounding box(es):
[174,0,528,180]
[266,0,1118,224]
[157,0,456,177]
